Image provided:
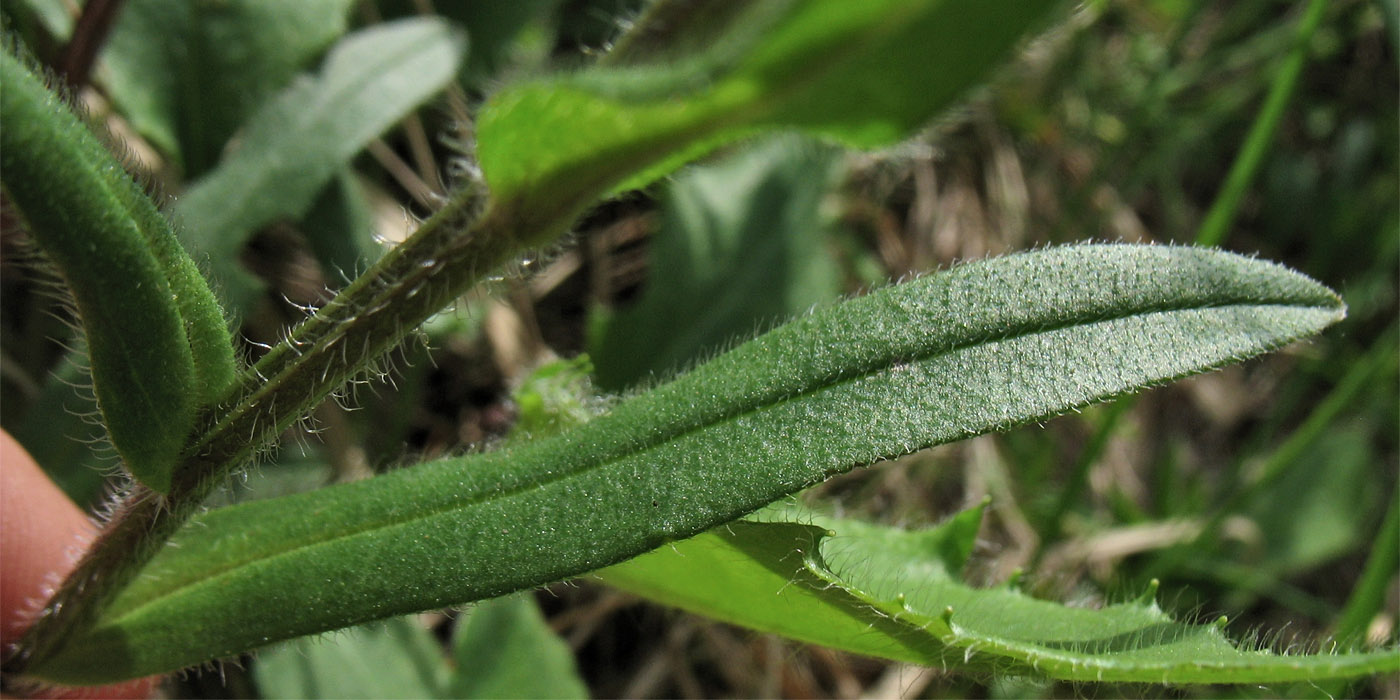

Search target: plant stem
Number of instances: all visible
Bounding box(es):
[58,0,126,88]
[1,179,556,680]
[1193,0,1325,248]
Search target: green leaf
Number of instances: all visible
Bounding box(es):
[606,507,1398,684]
[253,596,585,699]
[99,0,356,174]
[254,616,446,699]
[1246,424,1382,574]
[0,49,237,492]
[589,135,845,391]
[1,0,74,46]
[32,245,1346,683]
[476,0,1059,233]
[380,0,559,86]
[449,595,588,699]
[174,17,466,314]
[598,504,988,667]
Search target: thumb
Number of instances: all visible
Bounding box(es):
[1,431,160,699]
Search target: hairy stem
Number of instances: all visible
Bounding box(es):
[1,180,555,679]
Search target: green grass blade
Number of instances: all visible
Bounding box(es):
[476,0,1059,240]
[31,244,1346,683]
[1194,0,1326,248]
[1334,493,1400,647]
[173,17,466,313]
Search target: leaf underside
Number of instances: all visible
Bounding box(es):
[34,244,1346,683]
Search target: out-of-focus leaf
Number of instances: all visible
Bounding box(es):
[254,616,445,700]
[1246,424,1381,574]
[202,453,331,509]
[100,0,355,175]
[381,0,559,85]
[173,17,466,313]
[449,595,587,699]
[1,0,74,46]
[253,596,585,699]
[12,355,109,507]
[299,173,382,282]
[477,0,1059,230]
[589,135,844,391]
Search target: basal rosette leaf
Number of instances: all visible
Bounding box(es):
[31,245,1346,683]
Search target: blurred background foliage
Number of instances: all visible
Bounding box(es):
[0,0,1395,697]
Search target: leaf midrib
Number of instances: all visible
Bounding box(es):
[103,292,1333,627]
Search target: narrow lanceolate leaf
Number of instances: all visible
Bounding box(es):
[174,17,466,314]
[602,506,1400,684]
[0,49,236,493]
[33,245,1344,683]
[476,0,1059,238]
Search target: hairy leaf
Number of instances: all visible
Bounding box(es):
[599,505,987,667]
[603,506,1399,683]
[31,245,1345,682]
[0,49,236,492]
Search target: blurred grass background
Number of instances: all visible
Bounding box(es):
[0,0,1395,697]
